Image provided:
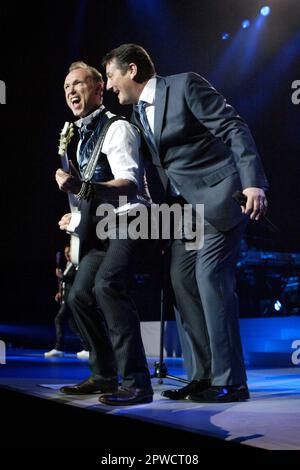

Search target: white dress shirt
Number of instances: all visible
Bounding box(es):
[137,77,156,133]
[75,106,151,213]
[138,78,180,197]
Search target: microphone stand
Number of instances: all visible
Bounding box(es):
[151,248,189,385]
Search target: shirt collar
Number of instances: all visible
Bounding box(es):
[74,105,105,128]
[137,77,157,106]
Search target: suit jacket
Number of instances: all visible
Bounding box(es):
[132,73,269,231]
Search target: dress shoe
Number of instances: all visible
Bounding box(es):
[59,377,118,395]
[99,387,153,406]
[161,379,211,400]
[189,384,250,403]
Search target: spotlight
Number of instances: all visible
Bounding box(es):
[222,32,230,41]
[260,6,271,17]
[274,300,282,312]
[242,19,250,29]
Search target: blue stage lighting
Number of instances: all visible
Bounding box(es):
[222,32,230,41]
[260,6,271,17]
[242,20,250,29]
[274,300,282,312]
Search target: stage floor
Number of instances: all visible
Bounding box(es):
[0,349,300,451]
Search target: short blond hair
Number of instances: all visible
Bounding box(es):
[68,61,103,83]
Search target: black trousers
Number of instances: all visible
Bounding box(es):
[68,238,152,390]
[170,219,247,386]
[54,298,88,351]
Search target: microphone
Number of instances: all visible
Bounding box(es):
[232,191,279,233]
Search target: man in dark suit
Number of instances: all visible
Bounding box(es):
[102,44,269,403]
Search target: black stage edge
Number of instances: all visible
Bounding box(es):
[0,387,265,455]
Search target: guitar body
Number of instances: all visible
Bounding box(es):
[60,175,82,267]
[68,225,81,266]
[58,116,120,264]
[58,122,82,266]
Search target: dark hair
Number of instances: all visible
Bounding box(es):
[102,44,155,83]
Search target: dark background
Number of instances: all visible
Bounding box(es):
[0,0,299,324]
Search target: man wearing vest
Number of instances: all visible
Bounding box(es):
[55,61,153,406]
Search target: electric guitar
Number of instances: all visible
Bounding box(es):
[58,122,81,265]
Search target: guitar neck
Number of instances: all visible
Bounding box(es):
[58,122,79,211]
[60,153,70,173]
[61,153,79,210]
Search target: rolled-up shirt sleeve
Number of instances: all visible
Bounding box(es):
[102,120,140,186]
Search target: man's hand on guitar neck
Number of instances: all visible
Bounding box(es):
[55,161,82,195]
[58,213,71,231]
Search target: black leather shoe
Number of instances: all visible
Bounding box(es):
[189,384,250,403]
[99,387,153,406]
[161,379,211,400]
[60,378,118,395]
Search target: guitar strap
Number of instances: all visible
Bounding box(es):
[82,114,126,183]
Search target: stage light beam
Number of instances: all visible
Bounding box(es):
[260,6,271,17]
[242,20,250,29]
[274,300,282,312]
[222,32,230,41]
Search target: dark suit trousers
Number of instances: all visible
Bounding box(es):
[67,240,151,390]
[170,220,247,386]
